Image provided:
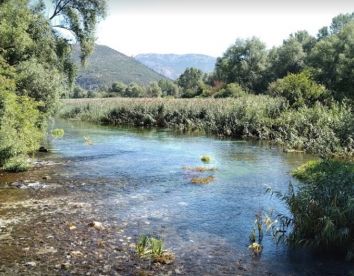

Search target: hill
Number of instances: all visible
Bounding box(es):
[135,53,216,80]
[73,45,168,90]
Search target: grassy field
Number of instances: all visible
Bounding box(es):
[60,96,353,157]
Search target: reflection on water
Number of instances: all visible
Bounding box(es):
[15,119,350,274]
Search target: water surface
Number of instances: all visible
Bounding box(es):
[31,119,352,274]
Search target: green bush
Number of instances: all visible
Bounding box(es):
[0,89,42,166]
[213,83,248,98]
[3,155,31,172]
[268,71,329,108]
[275,160,354,259]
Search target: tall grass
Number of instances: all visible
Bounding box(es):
[60,96,353,157]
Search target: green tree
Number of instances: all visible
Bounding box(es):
[214,37,268,92]
[213,83,248,98]
[158,80,179,97]
[177,67,204,98]
[146,81,162,98]
[110,81,127,96]
[309,22,354,100]
[268,71,328,108]
[124,83,145,98]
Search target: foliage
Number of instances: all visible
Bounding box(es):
[309,22,354,101]
[201,155,211,163]
[146,81,162,98]
[267,71,329,108]
[2,155,30,172]
[0,0,105,169]
[136,235,174,264]
[177,67,205,98]
[271,160,354,259]
[60,96,353,157]
[51,128,65,138]
[0,89,42,166]
[213,83,248,98]
[214,37,268,92]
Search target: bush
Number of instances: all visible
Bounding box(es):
[268,71,329,108]
[0,90,42,166]
[275,160,354,259]
[3,155,31,172]
[213,83,248,98]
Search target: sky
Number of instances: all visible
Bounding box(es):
[96,0,354,57]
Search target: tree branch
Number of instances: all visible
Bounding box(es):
[49,0,71,20]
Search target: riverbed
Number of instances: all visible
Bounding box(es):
[0,119,351,275]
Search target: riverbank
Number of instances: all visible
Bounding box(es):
[60,97,353,158]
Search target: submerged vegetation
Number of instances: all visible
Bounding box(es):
[269,159,354,259]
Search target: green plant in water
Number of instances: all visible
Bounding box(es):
[201,155,211,163]
[248,211,277,256]
[267,159,354,260]
[135,235,174,264]
[51,128,65,139]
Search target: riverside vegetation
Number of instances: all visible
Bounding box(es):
[1,0,354,267]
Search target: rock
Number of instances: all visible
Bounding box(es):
[25,261,37,267]
[88,221,105,231]
[61,262,71,269]
[70,251,84,257]
[68,225,77,231]
[38,146,49,152]
[42,175,51,180]
[37,246,57,255]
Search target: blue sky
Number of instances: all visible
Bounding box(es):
[96,0,354,57]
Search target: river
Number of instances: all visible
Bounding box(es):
[0,119,351,275]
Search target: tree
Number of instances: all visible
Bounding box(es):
[213,83,247,98]
[124,83,145,98]
[158,80,179,97]
[49,0,106,64]
[214,37,268,92]
[309,22,354,100]
[267,71,328,108]
[146,82,162,98]
[110,81,127,96]
[267,31,316,83]
[177,67,204,98]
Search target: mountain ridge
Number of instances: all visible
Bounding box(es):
[135,53,216,80]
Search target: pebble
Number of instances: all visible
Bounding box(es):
[25,261,36,267]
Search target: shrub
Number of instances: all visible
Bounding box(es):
[3,155,31,172]
[273,159,354,259]
[0,90,42,166]
[268,71,329,108]
[213,83,248,98]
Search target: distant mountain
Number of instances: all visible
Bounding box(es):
[73,45,168,90]
[135,53,216,80]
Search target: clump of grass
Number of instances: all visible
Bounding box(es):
[268,159,354,260]
[51,128,65,138]
[182,166,217,172]
[3,155,31,172]
[200,155,211,163]
[83,136,93,145]
[136,235,174,264]
[191,175,215,184]
[248,212,277,256]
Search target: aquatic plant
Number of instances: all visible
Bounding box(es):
[51,128,65,139]
[201,155,211,163]
[135,235,175,264]
[191,176,215,184]
[268,159,354,260]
